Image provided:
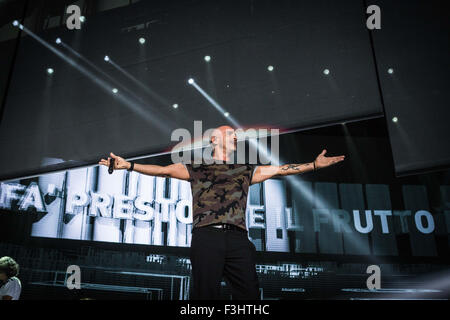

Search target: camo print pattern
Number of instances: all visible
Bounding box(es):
[185,163,256,230]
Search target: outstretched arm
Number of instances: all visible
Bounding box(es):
[98,152,190,181]
[251,149,345,185]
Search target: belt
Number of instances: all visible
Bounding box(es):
[209,223,247,233]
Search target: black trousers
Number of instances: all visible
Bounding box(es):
[189,225,260,300]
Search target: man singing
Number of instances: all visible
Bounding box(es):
[99,125,345,300]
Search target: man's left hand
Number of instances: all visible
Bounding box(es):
[314,149,345,169]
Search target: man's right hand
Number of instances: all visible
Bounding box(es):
[98,152,130,170]
[99,154,190,181]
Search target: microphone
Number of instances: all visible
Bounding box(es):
[108,158,115,174]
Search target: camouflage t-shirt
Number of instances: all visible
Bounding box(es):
[184,163,257,230]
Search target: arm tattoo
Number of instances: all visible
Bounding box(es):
[280,164,304,171]
[279,163,313,175]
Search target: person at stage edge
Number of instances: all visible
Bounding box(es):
[0,256,22,300]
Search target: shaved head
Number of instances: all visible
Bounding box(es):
[211,125,234,141]
[210,125,238,161]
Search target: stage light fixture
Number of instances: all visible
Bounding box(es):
[224,112,230,117]
[12,20,19,27]
[388,68,394,74]
[323,69,330,75]
[47,68,54,75]
[104,56,110,62]
[80,16,86,23]
[392,117,398,123]
[55,38,61,44]
[139,38,146,45]
[204,55,211,62]
[112,88,119,94]
[188,78,195,85]
[267,65,274,71]
[173,104,179,109]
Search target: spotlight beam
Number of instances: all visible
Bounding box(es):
[189,80,237,126]
[107,59,170,108]
[16,25,169,133]
[59,41,117,84]
[57,41,162,115]
[204,57,219,103]
[364,269,450,300]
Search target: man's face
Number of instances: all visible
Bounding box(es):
[212,126,237,153]
[225,128,238,152]
[0,272,7,282]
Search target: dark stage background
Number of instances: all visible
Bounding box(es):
[1,0,385,181]
[1,0,448,182]
[370,0,450,177]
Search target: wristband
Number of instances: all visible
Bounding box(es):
[127,161,135,172]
